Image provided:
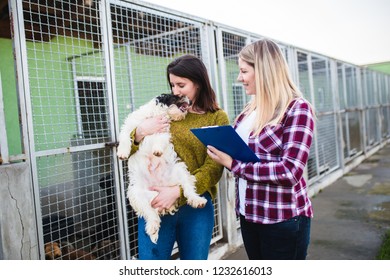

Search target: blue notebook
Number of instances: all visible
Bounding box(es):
[190,125,260,162]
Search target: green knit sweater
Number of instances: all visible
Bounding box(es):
[170,109,229,205]
[131,109,229,206]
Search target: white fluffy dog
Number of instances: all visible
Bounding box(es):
[117,94,207,243]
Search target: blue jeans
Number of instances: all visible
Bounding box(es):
[137,192,214,260]
[240,215,311,260]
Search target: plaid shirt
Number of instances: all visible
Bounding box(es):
[231,98,314,224]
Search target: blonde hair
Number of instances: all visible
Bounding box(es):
[236,39,308,136]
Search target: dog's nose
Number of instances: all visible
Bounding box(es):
[153,151,162,157]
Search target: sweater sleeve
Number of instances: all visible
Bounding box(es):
[176,110,230,205]
[129,128,140,155]
[192,110,230,195]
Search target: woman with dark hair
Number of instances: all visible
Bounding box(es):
[131,54,229,259]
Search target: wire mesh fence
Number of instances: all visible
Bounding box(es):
[2,0,389,260]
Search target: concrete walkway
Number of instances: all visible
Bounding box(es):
[223,143,390,260]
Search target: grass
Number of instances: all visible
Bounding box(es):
[376,230,390,260]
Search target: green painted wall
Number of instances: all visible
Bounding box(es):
[0,38,22,156]
[1,35,173,186]
[27,36,96,151]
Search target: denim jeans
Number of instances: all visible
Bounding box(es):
[137,192,214,260]
[240,215,311,260]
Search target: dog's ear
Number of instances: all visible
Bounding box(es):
[155,94,178,106]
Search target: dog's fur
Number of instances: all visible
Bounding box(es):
[45,241,96,260]
[117,94,207,243]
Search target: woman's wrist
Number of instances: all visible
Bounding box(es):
[177,185,183,199]
[134,127,145,144]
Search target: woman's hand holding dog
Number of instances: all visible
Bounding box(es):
[135,116,170,143]
[150,185,180,213]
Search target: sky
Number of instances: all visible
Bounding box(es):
[143,0,390,66]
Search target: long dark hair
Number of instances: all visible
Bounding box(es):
[166,54,220,112]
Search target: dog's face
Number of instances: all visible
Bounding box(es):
[155,94,191,121]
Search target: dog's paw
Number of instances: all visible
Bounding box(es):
[117,144,130,160]
[145,220,160,244]
[150,233,159,244]
[162,205,178,216]
[187,195,207,208]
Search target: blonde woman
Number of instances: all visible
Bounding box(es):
[208,39,315,260]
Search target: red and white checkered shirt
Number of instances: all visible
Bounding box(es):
[231,98,314,224]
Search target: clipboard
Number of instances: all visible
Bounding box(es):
[190,125,260,162]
